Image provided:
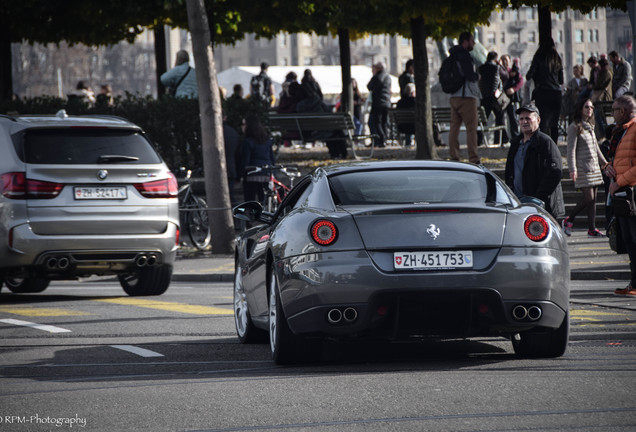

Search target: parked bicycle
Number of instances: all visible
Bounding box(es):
[246,165,301,212]
[177,167,211,250]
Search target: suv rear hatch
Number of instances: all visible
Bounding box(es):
[18,128,173,235]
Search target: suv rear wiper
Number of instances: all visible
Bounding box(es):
[97,155,140,163]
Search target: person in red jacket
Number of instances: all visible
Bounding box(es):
[604,95,636,296]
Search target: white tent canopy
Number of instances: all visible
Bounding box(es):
[217,65,400,99]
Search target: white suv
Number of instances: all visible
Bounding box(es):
[0,111,179,296]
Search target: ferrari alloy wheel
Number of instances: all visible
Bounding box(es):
[234,260,265,343]
[268,267,322,365]
[511,312,569,358]
[4,277,49,293]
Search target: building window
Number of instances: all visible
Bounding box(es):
[512,33,520,43]
[498,11,504,21]
[575,29,583,43]
[576,52,584,65]
[399,37,410,46]
[557,30,563,44]
[528,31,536,43]
[526,7,535,20]
[279,34,287,47]
[512,10,519,21]
[501,32,505,44]
[282,58,288,66]
[487,31,496,46]
[594,29,599,42]
[302,33,312,47]
[303,57,312,65]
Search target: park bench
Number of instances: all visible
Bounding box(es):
[432,106,507,146]
[267,112,375,159]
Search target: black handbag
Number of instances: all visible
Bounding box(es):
[607,217,627,254]
[612,186,636,217]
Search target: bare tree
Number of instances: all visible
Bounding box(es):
[185,0,234,255]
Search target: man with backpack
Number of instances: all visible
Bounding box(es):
[250,62,275,106]
[443,31,481,164]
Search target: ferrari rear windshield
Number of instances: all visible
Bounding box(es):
[16,129,162,165]
[329,169,490,205]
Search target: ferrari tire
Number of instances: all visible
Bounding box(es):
[268,268,321,365]
[511,312,569,358]
[118,265,172,296]
[234,260,266,343]
[4,277,49,293]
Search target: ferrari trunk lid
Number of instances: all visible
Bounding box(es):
[348,206,506,249]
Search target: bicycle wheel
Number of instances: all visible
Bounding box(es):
[187,196,211,250]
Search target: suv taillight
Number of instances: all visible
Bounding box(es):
[1,172,64,199]
[134,173,178,198]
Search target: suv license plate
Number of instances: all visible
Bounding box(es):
[394,251,473,270]
[74,186,127,200]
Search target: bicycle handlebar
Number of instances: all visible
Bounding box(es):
[246,165,301,178]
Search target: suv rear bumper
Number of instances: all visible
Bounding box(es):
[2,222,178,276]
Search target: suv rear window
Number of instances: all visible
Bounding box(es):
[16,129,162,164]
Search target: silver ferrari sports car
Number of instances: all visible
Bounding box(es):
[233,160,569,364]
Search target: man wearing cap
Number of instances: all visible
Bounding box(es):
[504,104,564,218]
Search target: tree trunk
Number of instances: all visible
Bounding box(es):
[338,28,353,116]
[185,0,234,254]
[154,26,167,99]
[0,27,12,102]
[538,5,552,46]
[410,17,436,160]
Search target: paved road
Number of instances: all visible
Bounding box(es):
[1,280,635,432]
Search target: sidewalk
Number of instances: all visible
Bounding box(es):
[174,228,630,283]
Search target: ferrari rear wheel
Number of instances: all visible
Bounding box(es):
[268,268,322,365]
[4,277,50,293]
[234,261,266,343]
[511,312,569,358]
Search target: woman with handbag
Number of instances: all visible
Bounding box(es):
[561,98,608,237]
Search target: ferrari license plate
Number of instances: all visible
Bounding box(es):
[74,186,127,200]
[394,251,473,270]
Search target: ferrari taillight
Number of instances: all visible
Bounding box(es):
[134,173,178,198]
[524,215,549,242]
[1,172,63,199]
[311,219,338,246]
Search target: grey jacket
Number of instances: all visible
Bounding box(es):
[160,63,198,99]
[613,60,633,95]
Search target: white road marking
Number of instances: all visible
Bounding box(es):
[0,318,72,333]
[110,345,164,358]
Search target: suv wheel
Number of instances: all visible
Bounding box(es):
[4,277,50,293]
[118,265,172,296]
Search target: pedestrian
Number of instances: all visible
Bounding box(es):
[609,50,633,98]
[504,104,565,218]
[398,59,414,98]
[448,31,481,164]
[351,78,365,135]
[250,62,275,106]
[479,51,509,145]
[96,84,113,107]
[501,55,524,138]
[367,62,392,148]
[240,114,275,203]
[160,50,198,99]
[561,98,608,237]
[223,117,241,206]
[592,58,613,139]
[73,81,96,105]
[578,56,600,102]
[604,95,636,296]
[526,37,564,144]
[563,65,587,122]
[396,83,416,146]
[297,69,327,113]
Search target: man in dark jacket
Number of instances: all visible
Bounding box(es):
[479,51,509,145]
[367,62,392,148]
[504,104,564,218]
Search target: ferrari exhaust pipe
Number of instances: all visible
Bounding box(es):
[46,257,58,270]
[57,256,70,270]
[512,305,528,320]
[527,306,542,321]
[343,307,358,322]
[327,308,342,324]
